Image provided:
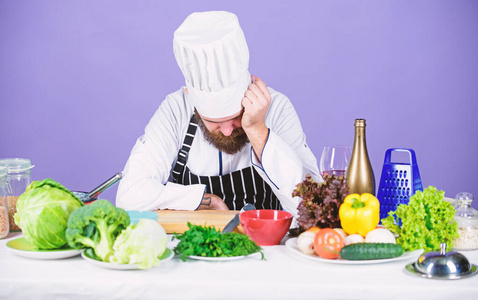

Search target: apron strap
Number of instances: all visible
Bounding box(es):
[172,114,198,182]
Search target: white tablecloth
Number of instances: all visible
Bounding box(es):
[1,231,477,300]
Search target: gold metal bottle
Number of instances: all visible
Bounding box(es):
[346,119,375,195]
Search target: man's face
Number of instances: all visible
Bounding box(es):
[195,109,249,155]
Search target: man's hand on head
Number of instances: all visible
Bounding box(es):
[241,75,271,162]
[241,76,271,131]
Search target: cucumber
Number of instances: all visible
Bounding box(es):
[340,243,404,260]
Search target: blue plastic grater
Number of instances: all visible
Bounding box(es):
[377,148,423,220]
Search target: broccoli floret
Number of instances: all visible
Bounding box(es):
[66,199,130,262]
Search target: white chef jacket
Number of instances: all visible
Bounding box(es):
[116,87,321,217]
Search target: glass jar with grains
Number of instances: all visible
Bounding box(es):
[0,158,34,232]
[453,192,478,251]
[0,166,9,238]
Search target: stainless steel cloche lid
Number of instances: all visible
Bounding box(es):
[415,243,471,277]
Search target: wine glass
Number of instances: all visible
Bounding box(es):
[319,145,352,178]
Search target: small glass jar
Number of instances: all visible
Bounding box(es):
[0,158,34,232]
[0,166,9,238]
[453,192,478,251]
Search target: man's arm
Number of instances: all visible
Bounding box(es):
[116,90,207,211]
[244,85,321,216]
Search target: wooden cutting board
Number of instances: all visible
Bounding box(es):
[154,210,245,234]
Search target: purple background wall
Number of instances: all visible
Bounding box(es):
[1,1,477,208]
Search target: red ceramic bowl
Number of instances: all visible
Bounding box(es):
[239,209,293,246]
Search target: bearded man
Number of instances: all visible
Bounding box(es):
[116,11,320,215]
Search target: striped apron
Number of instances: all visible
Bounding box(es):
[172,115,281,211]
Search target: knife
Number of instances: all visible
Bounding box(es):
[222,203,255,234]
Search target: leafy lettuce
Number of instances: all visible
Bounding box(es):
[381,186,458,252]
[294,174,349,231]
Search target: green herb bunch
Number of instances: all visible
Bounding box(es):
[173,223,264,261]
[381,186,458,252]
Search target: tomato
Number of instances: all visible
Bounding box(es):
[314,228,344,259]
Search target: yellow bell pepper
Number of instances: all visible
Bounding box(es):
[339,193,380,237]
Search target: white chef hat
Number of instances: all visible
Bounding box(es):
[173,11,251,119]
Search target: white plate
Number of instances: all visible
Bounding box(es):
[81,248,174,270]
[6,237,81,260]
[188,252,262,261]
[285,237,423,265]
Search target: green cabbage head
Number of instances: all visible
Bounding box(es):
[14,178,84,250]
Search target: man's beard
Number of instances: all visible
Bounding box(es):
[196,115,249,155]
